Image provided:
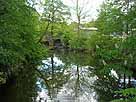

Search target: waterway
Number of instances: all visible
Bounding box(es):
[0,50,116,102]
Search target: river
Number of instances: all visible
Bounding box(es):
[0,50,115,102]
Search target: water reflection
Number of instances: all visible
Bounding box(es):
[37,52,98,102]
[0,67,37,102]
[0,50,115,102]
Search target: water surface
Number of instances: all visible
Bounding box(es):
[0,51,114,102]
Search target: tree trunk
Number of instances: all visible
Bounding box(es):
[123,74,126,89]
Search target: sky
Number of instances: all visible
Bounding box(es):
[35,0,105,22]
[62,0,105,22]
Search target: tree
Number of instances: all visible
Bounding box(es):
[38,0,70,47]
[95,0,136,101]
[0,0,45,85]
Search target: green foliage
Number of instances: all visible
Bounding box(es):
[43,0,70,22]
[69,35,87,49]
[94,0,136,101]
[92,0,136,76]
[96,1,124,35]
[39,0,71,44]
[0,0,45,84]
[111,88,136,102]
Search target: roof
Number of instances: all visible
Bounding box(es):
[79,26,98,31]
